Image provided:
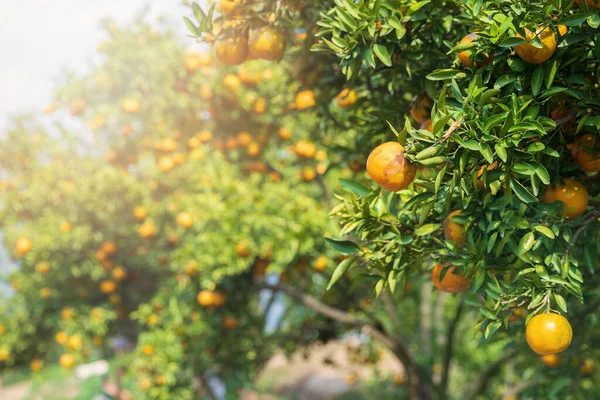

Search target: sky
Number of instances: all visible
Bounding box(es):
[0,0,192,130]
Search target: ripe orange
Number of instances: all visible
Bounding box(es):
[15,237,32,257]
[212,292,227,307]
[302,167,316,181]
[61,222,72,232]
[249,25,286,61]
[541,354,562,368]
[100,280,117,294]
[60,354,75,368]
[421,118,433,132]
[158,156,175,172]
[515,27,556,64]
[220,0,242,15]
[112,266,127,281]
[223,73,241,91]
[247,141,261,156]
[142,345,154,355]
[40,287,52,298]
[198,130,213,143]
[156,376,166,385]
[197,290,215,306]
[314,256,328,272]
[576,0,600,7]
[215,35,248,65]
[567,134,600,172]
[542,178,588,218]
[56,331,68,344]
[252,98,266,114]
[30,359,43,372]
[139,222,156,238]
[294,140,317,158]
[67,335,82,350]
[457,33,493,68]
[121,98,141,113]
[101,241,117,255]
[69,98,87,116]
[526,313,572,355]
[134,206,148,220]
[580,358,595,375]
[410,95,433,124]
[61,307,74,320]
[295,90,316,110]
[431,264,471,293]
[200,85,213,100]
[443,210,467,248]
[336,88,357,108]
[366,142,416,191]
[176,212,193,228]
[223,316,240,329]
[35,261,50,274]
[558,25,568,36]
[236,241,250,258]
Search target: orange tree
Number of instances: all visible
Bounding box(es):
[0,13,372,399]
[182,0,600,399]
[300,0,600,398]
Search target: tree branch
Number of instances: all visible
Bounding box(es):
[441,299,464,394]
[466,348,519,400]
[561,210,600,264]
[258,282,437,400]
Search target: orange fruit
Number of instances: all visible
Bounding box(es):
[112,266,127,281]
[515,27,556,64]
[410,95,433,124]
[223,316,240,329]
[212,292,227,307]
[236,241,250,258]
[67,335,82,350]
[60,354,75,368]
[134,206,147,220]
[200,85,213,100]
[61,307,74,320]
[158,156,175,172]
[457,33,493,68]
[40,287,52,298]
[197,290,215,306]
[252,98,266,114]
[249,25,286,61]
[56,332,68,344]
[392,374,404,385]
[247,141,261,156]
[176,212,193,228]
[567,134,600,172]
[215,35,248,65]
[295,90,316,110]
[61,222,72,232]
[294,140,317,158]
[431,264,471,293]
[558,25,568,36]
[526,313,572,355]
[15,237,32,257]
[278,127,292,140]
[69,98,87,116]
[542,178,588,218]
[142,345,154,355]
[139,222,156,238]
[421,118,433,132]
[314,256,328,272]
[302,167,316,181]
[223,73,241,91]
[156,376,166,385]
[100,280,117,294]
[576,0,600,7]
[541,354,562,368]
[580,358,595,375]
[30,359,43,372]
[443,210,467,248]
[220,0,242,15]
[198,130,212,143]
[101,241,117,255]
[35,261,50,274]
[366,142,416,191]
[336,88,357,108]
[121,98,140,113]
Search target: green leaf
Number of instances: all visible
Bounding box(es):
[414,223,441,236]
[531,66,544,96]
[325,238,361,255]
[339,179,369,196]
[553,293,568,313]
[183,17,201,36]
[494,74,517,89]
[426,69,467,81]
[327,256,357,290]
[192,3,206,22]
[510,179,537,203]
[495,144,508,163]
[373,44,392,66]
[534,226,555,239]
[499,37,526,47]
[517,232,535,256]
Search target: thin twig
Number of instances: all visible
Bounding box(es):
[561,210,600,264]
[440,117,463,143]
[441,299,464,393]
